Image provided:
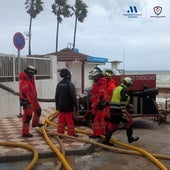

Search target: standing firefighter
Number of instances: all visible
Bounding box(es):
[103,69,116,130]
[103,77,139,146]
[55,68,78,137]
[19,66,43,138]
[89,67,107,138]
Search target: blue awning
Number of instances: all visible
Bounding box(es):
[87,56,108,63]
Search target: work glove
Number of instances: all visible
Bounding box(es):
[97,100,106,110]
[20,98,28,107]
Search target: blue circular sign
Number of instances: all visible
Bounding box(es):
[13,32,25,50]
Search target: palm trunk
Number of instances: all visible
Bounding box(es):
[56,20,60,52]
[28,16,32,55]
[73,16,78,50]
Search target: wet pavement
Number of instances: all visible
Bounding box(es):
[0,103,170,170]
[0,104,94,169]
[0,110,93,162]
[1,116,170,170]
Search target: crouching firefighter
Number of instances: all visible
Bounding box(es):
[103,77,139,146]
[19,66,43,138]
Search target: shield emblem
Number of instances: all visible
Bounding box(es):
[153,6,162,15]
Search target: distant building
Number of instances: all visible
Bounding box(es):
[49,48,108,94]
[110,60,124,74]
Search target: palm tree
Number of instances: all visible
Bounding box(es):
[24,0,43,55]
[52,0,71,52]
[72,0,88,50]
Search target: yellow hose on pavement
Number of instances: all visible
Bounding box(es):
[0,141,38,170]
[47,128,169,170]
[110,138,168,170]
[44,111,169,170]
[42,111,72,170]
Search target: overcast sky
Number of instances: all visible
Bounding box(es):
[1,0,170,70]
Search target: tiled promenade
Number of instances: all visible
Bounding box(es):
[0,106,93,162]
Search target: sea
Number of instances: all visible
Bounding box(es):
[125,70,170,88]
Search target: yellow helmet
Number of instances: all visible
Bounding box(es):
[104,69,113,79]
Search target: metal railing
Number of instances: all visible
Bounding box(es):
[0,54,51,82]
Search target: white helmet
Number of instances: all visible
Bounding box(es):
[88,67,103,80]
[24,65,37,75]
[122,77,133,87]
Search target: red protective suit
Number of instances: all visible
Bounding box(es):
[19,72,41,136]
[90,77,107,137]
[103,78,116,123]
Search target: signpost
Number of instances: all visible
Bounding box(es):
[13,32,25,50]
[13,32,25,118]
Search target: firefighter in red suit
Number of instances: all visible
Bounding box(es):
[88,67,107,138]
[103,69,116,130]
[55,68,78,137]
[19,66,43,138]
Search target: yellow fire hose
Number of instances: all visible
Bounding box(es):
[53,135,66,170]
[46,118,170,159]
[0,141,38,170]
[46,125,170,160]
[46,128,169,170]
[110,138,168,170]
[36,127,65,170]
[44,112,169,170]
[41,112,72,170]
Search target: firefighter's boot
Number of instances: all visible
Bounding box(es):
[32,107,43,127]
[103,130,114,146]
[89,123,101,138]
[126,127,139,143]
[22,114,33,138]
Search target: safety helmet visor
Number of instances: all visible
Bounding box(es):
[24,65,37,75]
[88,67,102,80]
[123,77,133,87]
[104,72,112,78]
